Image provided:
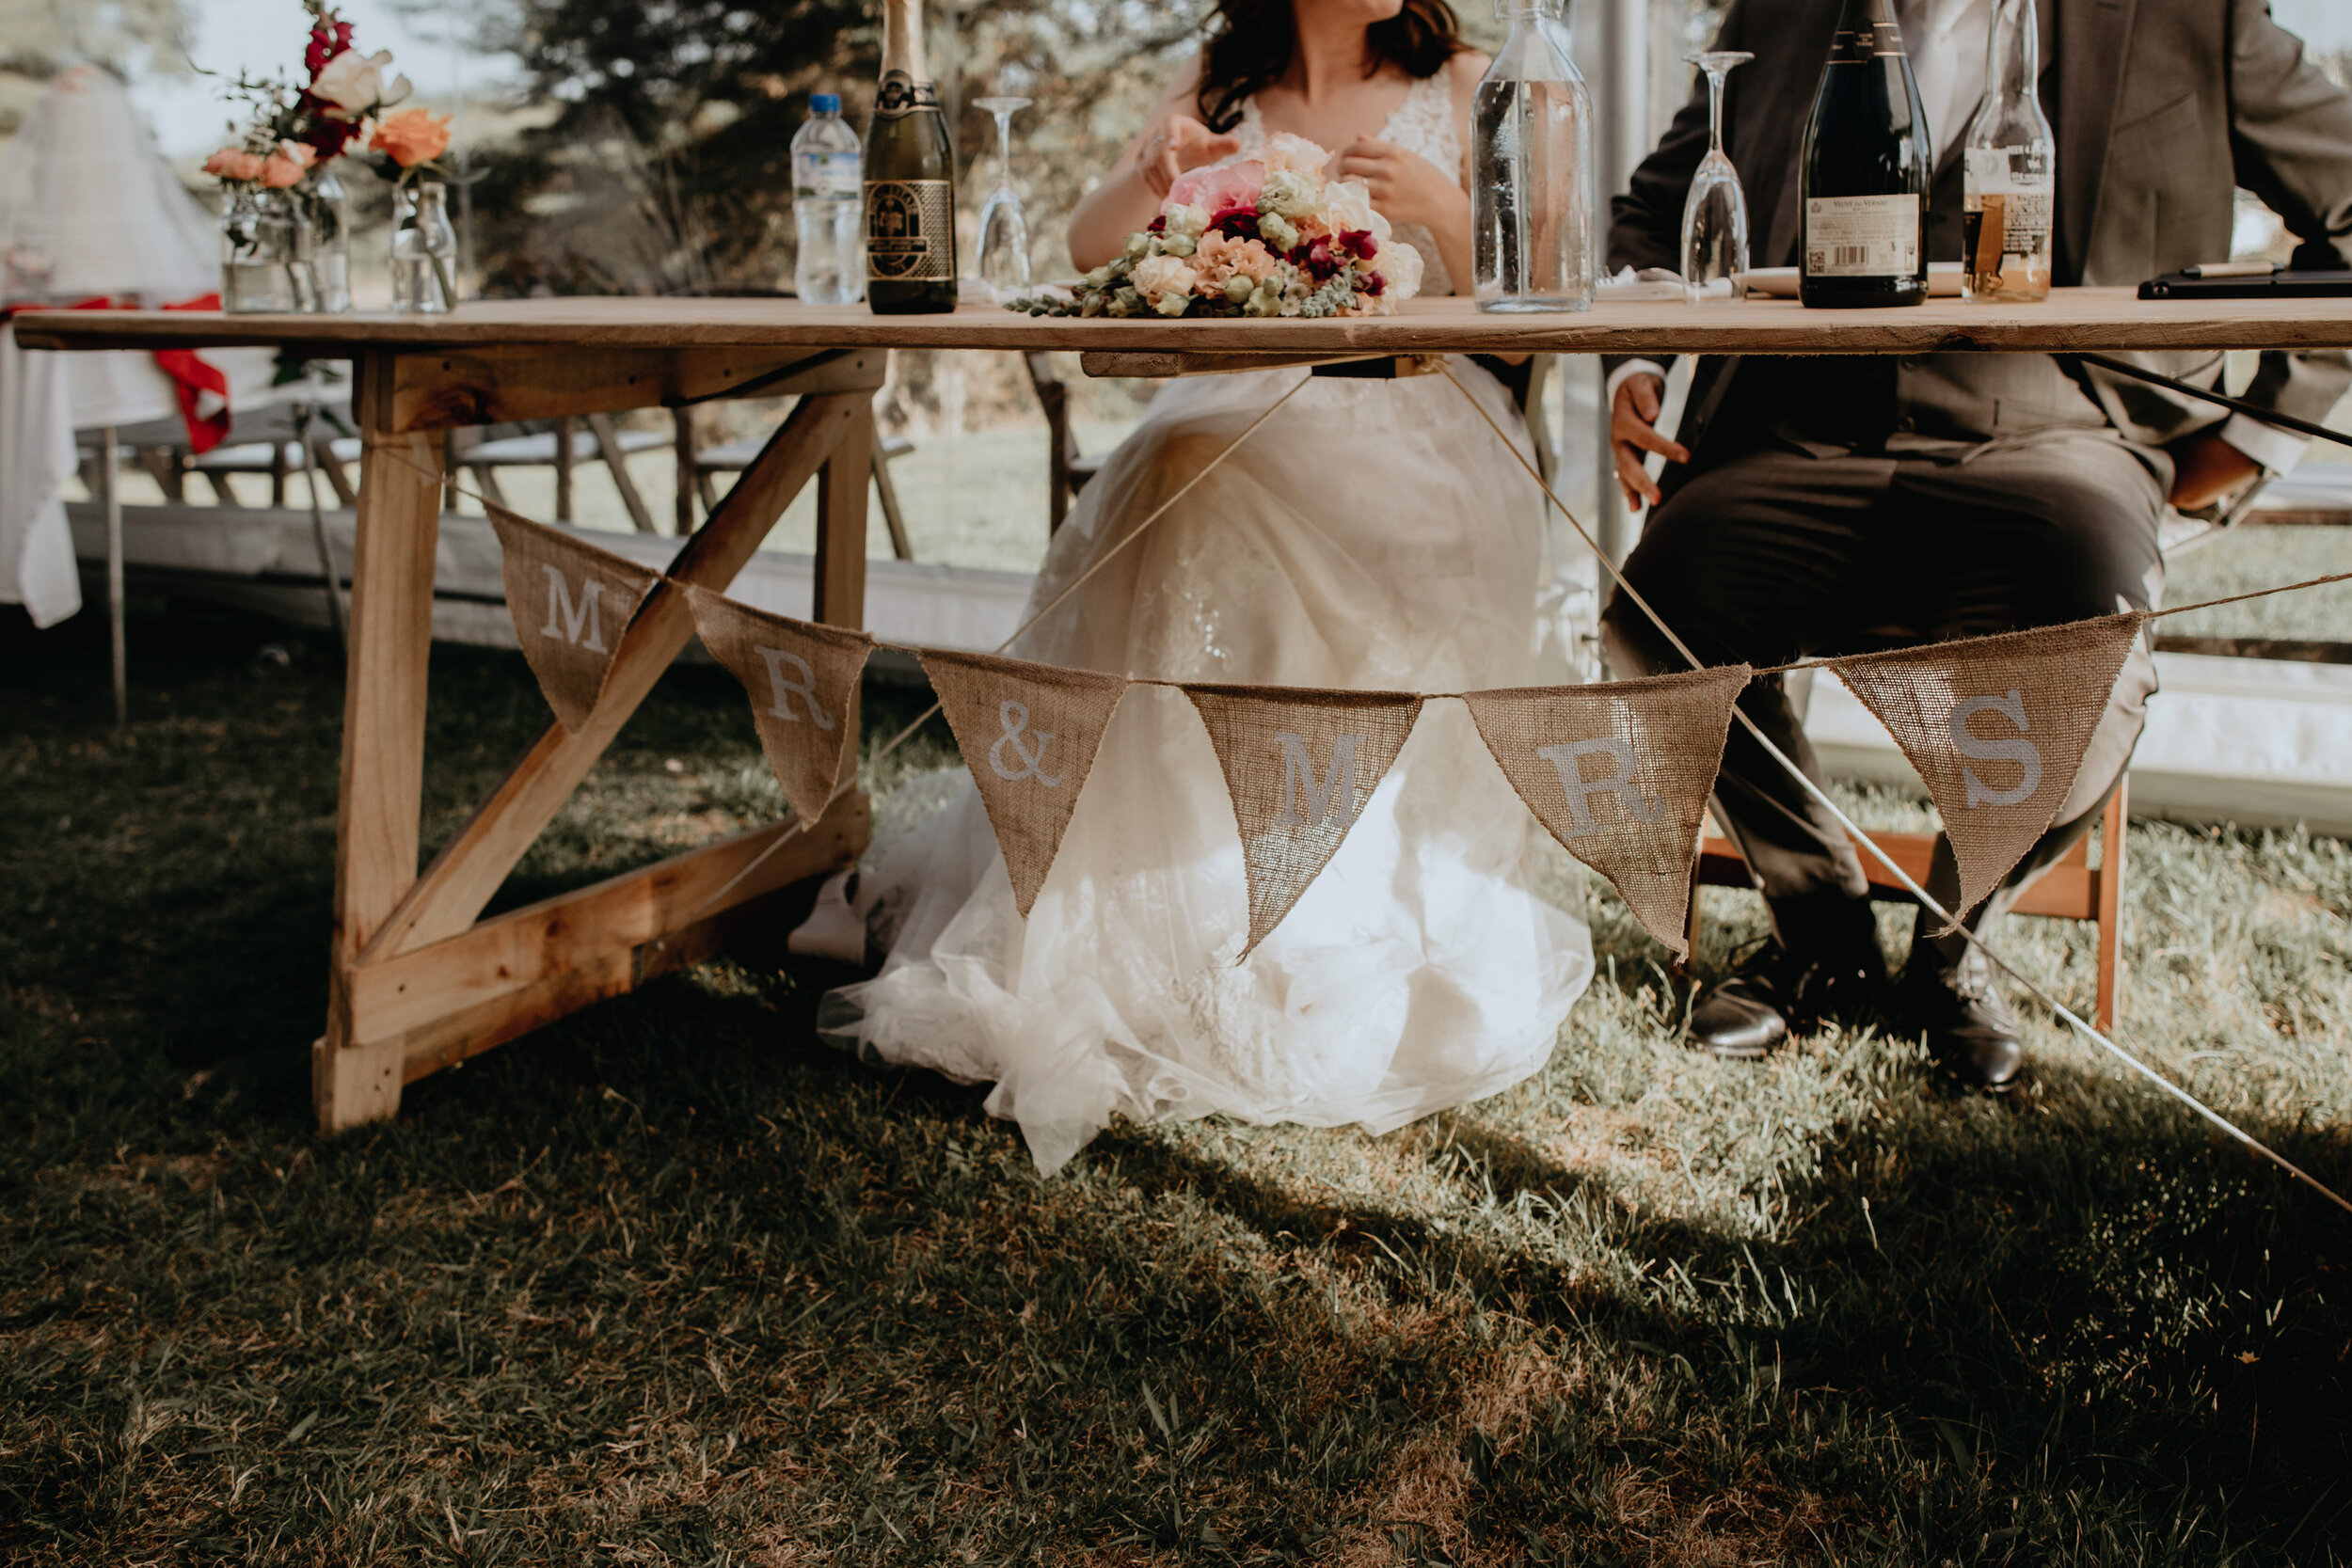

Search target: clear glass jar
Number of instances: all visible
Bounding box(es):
[220,187,300,314]
[1472,0,1595,312]
[298,166,354,313]
[390,181,457,314]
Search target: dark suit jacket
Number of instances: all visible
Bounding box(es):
[1607,0,2352,498]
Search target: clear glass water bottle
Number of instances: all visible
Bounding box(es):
[793,92,865,305]
[302,165,353,314]
[1472,0,1595,312]
[1961,0,2055,302]
[390,181,457,314]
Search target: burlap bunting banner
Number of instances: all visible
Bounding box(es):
[486,504,664,732]
[1464,664,1753,958]
[1184,684,1424,957]
[1828,612,2146,920]
[922,649,1130,917]
[686,585,874,827]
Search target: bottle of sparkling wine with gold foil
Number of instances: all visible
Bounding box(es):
[864,0,957,313]
[1799,0,1931,308]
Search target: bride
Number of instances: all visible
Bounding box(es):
[822,0,1596,1172]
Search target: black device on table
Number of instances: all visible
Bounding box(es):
[2140,266,2352,299]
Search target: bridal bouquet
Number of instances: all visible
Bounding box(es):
[1012,133,1423,319]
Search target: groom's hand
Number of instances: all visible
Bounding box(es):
[1612,372,1688,511]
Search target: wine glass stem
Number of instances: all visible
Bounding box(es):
[993,110,1015,198]
[1706,68,1726,155]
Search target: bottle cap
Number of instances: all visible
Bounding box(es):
[810,92,841,113]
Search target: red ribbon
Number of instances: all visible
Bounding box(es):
[2,293,235,453]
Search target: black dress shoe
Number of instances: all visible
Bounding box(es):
[1897,947,2024,1090]
[1687,895,1886,1059]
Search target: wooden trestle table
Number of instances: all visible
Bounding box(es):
[17,289,2352,1132]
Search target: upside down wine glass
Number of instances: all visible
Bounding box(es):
[973,95,1033,303]
[1680,51,1755,303]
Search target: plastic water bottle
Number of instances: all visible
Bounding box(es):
[1472,0,1595,312]
[793,93,864,305]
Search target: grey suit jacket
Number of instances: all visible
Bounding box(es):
[1607,0,2352,496]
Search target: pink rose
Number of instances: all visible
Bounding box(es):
[261,141,318,188]
[1166,158,1263,218]
[203,148,267,182]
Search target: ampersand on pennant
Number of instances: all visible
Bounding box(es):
[988,700,1063,787]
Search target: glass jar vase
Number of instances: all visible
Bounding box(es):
[219,187,300,313]
[390,182,457,314]
[298,166,354,314]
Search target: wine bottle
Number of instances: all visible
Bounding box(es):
[1961,0,2055,302]
[1798,0,1931,308]
[864,0,956,314]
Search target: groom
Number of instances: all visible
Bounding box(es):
[1602,0,2352,1085]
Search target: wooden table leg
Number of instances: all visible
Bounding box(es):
[816,397,872,769]
[316,352,445,1132]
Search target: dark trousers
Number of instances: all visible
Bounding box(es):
[1600,435,2166,969]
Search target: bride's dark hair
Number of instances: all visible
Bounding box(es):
[1195,0,1469,134]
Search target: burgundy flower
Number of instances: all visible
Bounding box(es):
[296,96,363,159]
[1359,270,1387,296]
[305,21,356,80]
[1209,205,1260,243]
[1340,229,1377,261]
[1147,214,1167,233]
[1302,236,1343,282]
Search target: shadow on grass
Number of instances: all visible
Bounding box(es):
[4,603,2347,1563]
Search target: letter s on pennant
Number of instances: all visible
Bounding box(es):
[1949,690,2042,808]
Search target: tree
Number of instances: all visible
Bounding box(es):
[463,0,1198,294]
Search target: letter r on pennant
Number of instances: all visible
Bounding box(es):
[540,566,608,652]
[1273,732,1363,829]
[1536,736,1664,836]
[754,646,835,730]
[1949,690,2042,808]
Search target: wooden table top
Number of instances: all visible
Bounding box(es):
[16,287,2352,356]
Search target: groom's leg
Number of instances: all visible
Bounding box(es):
[1601,447,1893,917]
[1600,448,1896,1054]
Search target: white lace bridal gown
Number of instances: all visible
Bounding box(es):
[823,75,1596,1173]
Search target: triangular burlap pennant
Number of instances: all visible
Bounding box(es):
[485,503,664,732]
[1184,684,1424,957]
[922,649,1130,917]
[1463,665,1753,959]
[686,585,874,827]
[1828,612,2147,919]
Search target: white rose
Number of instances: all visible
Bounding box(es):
[1162,202,1208,242]
[1131,253,1195,306]
[1376,236,1423,301]
[311,49,412,119]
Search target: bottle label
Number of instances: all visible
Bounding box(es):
[796,150,862,198]
[1804,194,1921,277]
[874,71,941,119]
[866,179,954,280]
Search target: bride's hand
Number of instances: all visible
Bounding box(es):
[1137,115,1244,198]
[1331,135,1468,232]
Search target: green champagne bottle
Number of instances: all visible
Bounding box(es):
[865,0,957,314]
[1798,0,1931,308]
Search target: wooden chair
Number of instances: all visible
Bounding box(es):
[451,417,669,532]
[681,408,916,559]
[1687,776,2130,1031]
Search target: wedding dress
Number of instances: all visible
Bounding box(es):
[822,74,1597,1172]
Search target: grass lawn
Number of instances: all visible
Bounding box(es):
[3,602,2348,1565]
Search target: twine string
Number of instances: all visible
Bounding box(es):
[1436,363,2350,1215]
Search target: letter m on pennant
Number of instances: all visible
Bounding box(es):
[541,566,609,652]
[1273,732,1362,829]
